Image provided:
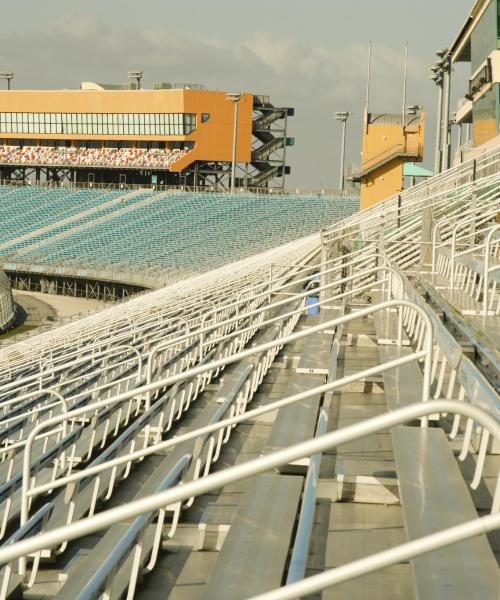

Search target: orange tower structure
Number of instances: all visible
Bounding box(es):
[354,110,425,210]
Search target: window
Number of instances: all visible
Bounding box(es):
[0,111,198,136]
[471,0,495,72]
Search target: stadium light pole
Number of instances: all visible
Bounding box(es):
[128,70,143,90]
[430,58,445,175]
[442,57,452,171]
[226,93,241,194]
[335,111,352,192]
[434,48,452,172]
[0,72,13,90]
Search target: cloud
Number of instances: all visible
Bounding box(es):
[0,16,437,187]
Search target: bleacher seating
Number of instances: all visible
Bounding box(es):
[0,145,187,170]
[0,146,496,599]
[0,186,359,277]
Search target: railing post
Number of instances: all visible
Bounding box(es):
[483,225,500,316]
[420,200,434,270]
[319,230,326,305]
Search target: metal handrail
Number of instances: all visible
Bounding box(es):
[0,254,303,395]
[449,204,500,288]
[253,512,500,600]
[0,235,317,369]
[431,192,500,278]
[28,330,423,500]
[18,297,429,557]
[0,344,142,399]
[483,224,500,316]
[285,421,325,581]
[1,401,498,582]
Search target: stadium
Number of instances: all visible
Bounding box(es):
[0,0,497,598]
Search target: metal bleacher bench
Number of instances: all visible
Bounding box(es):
[201,473,303,600]
[375,300,499,597]
[393,426,499,599]
[263,373,323,474]
[374,306,424,411]
[373,309,411,346]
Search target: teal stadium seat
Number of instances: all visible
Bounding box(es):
[0,186,359,276]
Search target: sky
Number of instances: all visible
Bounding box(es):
[0,0,474,188]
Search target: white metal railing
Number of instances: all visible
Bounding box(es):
[21,290,426,526]
[0,133,496,597]
[14,296,430,573]
[0,401,496,599]
[483,224,500,316]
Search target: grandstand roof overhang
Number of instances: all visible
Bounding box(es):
[450,0,492,63]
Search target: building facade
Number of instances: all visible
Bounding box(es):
[453,0,500,148]
[353,111,425,210]
[0,84,293,189]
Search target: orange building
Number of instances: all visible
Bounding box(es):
[353,110,425,210]
[0,83,293,189]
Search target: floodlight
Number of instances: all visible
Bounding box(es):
[0,72,13,90]
[334,111,352,122]
[128,70,143,90]
[334,111,353,191]
[406,105,422,115]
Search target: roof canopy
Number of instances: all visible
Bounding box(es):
[450,0,491,63]
[403,162,433,178]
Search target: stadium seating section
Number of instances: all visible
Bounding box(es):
[0,147,497,599]
[0,186,359,276]
[0,146,186,170]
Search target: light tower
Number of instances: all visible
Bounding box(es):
[430,55,446,174]
[335,111,352,192]
[430,48,451,173]
[0,72,13,91]
[128,70,143,90]
[226,93,242,193]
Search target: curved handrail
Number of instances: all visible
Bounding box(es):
[145,318,190,410]
[29,339,424,500]
[431,195,499,278]
[0,344,142,399]
[3,401,499,576]
[18,297,429,571]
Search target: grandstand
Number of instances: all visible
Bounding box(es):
[0,0,498,594]
[0,146,187,171]
[0,88,294,189]
[0,185,358,292]
[0,137,494,599]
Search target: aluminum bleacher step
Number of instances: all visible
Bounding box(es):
[440,288,494,316]
[467,315,500,350]
[298,307,339,335]
[373,309,410,346]
[378,346,423,411]
[54,523,157,599]
[263,373,323,474]
[200,473,303,600]
[323,503,413,600]
[392,426,499,600]
[296,322,334,374]
[0,573,23,599]
[197,500,238,551]
[318,473,400,505]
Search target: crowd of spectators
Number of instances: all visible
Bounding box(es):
[0,145,187,170]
